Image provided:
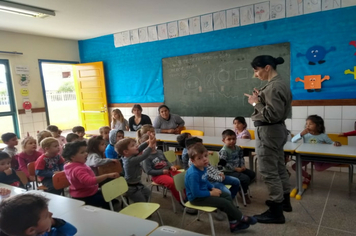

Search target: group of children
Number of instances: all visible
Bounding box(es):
[0,113,353,235]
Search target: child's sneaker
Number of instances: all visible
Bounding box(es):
[230,222,250,233]
[241,215,257,225]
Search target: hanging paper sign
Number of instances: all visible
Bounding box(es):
[15,66,29,75]
[20,88,29,96]
[22,101,32,110]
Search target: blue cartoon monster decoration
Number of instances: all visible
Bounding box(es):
[297,45,336,65]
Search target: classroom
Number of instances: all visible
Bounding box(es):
[0,0,356,235]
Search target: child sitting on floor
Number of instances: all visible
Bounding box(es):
[115,133,156,203]
[185,143,257,233]
[35,138,64,195]
[86,136,117,176]
[0,193,77,236]
[291,115,341,187]
[63,141,119,209]
[17,136,41,181]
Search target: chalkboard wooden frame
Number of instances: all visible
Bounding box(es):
[162,43,290,117]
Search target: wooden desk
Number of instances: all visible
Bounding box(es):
[148,226,206,236]
[293,143,356,200]
[0,183,26,200]
[60,205,159,236]
[28,190,85,217]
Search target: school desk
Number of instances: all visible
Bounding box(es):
[239,140,302,171]
[148,226,206,236]
[292,143,356,200]
[0,183,26,199]
[60,205,159,236]
[28,190,85,217]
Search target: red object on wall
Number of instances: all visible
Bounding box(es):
[22,101,32,110]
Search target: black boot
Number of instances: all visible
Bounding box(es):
[265,193,293,212]
[254,201,285,224]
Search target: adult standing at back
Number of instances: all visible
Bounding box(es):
[153,105,185,134]
[128,104,152,131]
[244,55,292,224]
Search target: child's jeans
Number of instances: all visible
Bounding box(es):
[126,183,150,202]
[211,176,240,199]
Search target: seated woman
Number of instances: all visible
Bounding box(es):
[153,105,185,134]
[128,104,152,131]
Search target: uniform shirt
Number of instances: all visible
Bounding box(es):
[251,74,292,124]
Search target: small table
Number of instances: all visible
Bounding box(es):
[60,205,159,236]
[293,143,356,200]
[28,190,85,217]
[148,226,206,236]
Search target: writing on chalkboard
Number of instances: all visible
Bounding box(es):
[162,43,290,117]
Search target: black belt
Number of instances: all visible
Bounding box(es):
[254,121,285,127]
[127,183,143,187]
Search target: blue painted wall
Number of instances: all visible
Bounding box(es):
[79,6,356,103]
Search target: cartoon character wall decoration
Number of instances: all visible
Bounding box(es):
[344,67,356,80]
[295,75,330,92]
[297,46,336,65]
[19,74,30,86]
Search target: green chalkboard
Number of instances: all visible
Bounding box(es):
[162,43,290,117]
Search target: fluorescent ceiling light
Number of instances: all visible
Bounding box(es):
[0,0,55,18]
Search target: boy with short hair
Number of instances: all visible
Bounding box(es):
[115,134,156,202]
[65,133,79,143]
[0,193,77,236]
[72,126,86,141]
[0,151,23,188]
[1,133,19,169]
[185,143,256,233]
[99,126,111,145]
[105,129,124,159]
[35,138,65,195]
[219,129,256,204]
[47,125,66,152]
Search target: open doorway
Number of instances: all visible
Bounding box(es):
[39,61,79,133]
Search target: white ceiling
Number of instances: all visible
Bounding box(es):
[0,0,269,40]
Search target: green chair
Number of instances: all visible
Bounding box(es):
[102,177,164,225]
[173,172,217,236]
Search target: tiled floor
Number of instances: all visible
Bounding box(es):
[146,169,356,236]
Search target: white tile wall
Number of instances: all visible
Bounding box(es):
[18,112,47,139]
[109,105,356,138]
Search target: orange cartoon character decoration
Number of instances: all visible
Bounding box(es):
[295,75,330,92]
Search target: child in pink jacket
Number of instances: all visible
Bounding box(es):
[62,141,119,209]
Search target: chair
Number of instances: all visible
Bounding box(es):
[308,134,353,188]
[97,161,123,176]
[163,150,177,163]
[27,162,47,191]
[52,171,70,196]
[16,171,28,190]
[247,130,255,140]
[181,130,204,136]
[102,177,164,225]
[173,172,217,236]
